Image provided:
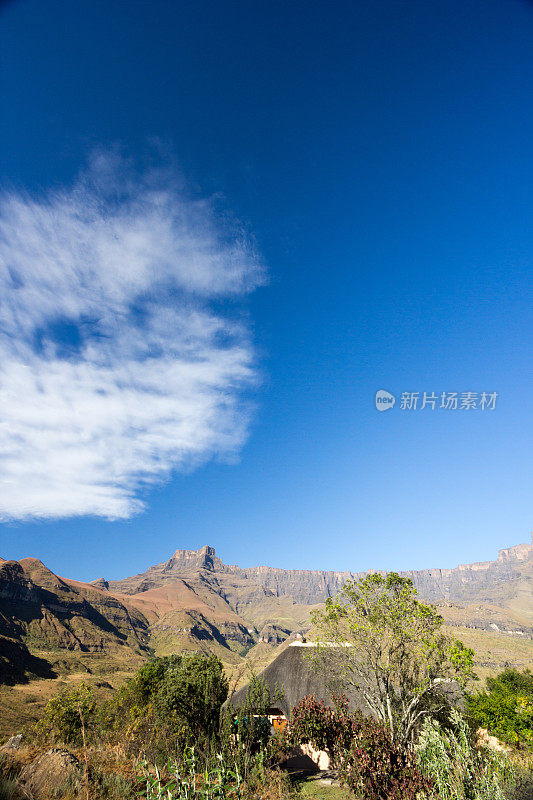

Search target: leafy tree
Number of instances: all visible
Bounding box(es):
[466,668,533,748]
[130,656,169,706]
[154,652,228,742]
[37,682,96,744]
[101,653,228,760]
[309,572,475,745]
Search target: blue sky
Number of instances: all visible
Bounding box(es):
[0,0,532,581]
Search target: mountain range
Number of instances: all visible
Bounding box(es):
[1,535,532,689]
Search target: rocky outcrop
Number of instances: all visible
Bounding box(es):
[108,534,533,607]
[0,559,151,676]
[108,545,221,594]
[258,623,292,644]
[90,577,109,591]
[19,749,81,799]
[0,561,40,604]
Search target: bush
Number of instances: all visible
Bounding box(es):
[335,717,432,800]
[36,682,96,745]
[154,653,227,741]
[466,669,533,749]
[99,653,228,761]
[416,709,514,799]
[290,694,357,757]
[290,695,432,800]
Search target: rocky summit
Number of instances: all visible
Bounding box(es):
[108,535,533,610]
[0,535,532,687]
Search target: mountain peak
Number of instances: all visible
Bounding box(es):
[164,545,216,573]
[498,535,533,563]
[171,545,215,560]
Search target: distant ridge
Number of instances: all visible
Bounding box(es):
[1,533,532,687]
[108,534,533,606]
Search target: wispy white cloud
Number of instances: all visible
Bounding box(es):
[0,152,263,520]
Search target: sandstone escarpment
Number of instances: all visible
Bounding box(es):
[3,534,532,685]
[0,558,151,667]
[108,535,533,608]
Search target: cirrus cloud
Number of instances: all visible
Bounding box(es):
[0,153,264,520]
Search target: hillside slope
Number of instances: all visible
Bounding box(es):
[0,557,151,682]
[108,536,533,627]
[1,534,532,689]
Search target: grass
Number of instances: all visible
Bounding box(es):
[0,668,126,740]
[0,776,24,800]
[506,751,533,800]
[442,625,533,684]
[294,777,352,800]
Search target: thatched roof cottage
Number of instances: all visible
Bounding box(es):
[227,641,366,718]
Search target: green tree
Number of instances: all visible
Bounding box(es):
[309,572,475,746]
[154,652,228,742]
[37,682,96,744]
[100,653,228,760]
[466,668,533,748]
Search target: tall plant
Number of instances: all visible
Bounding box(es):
[309,572,475,745]
[220,671,282,779]
[416,709,514,800]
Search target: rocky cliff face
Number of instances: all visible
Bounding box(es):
[0,558,151,684]
[2,534,532,686]
[0,561,41,605]
[108,535,533,607]
[401,538,533,604]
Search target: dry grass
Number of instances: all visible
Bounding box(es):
[295,777,352,799]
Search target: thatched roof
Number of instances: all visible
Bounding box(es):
[226,643,367,718]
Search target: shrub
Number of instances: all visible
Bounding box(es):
[99,653,228,761]
[290,694,335,752]
[336,717,431,800]
[290,695,432,800]
[154,653,228,742]
[466,669,533,749]
[36,682,96,745]
[416,709,514,799]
